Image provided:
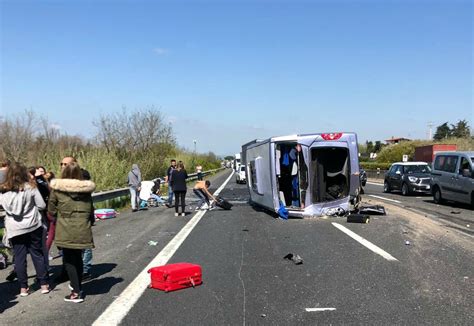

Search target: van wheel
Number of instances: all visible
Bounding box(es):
[383,181,391,193]
[401,183,410,196]
[433,186,443,204]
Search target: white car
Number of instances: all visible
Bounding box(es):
[236,165,246,184]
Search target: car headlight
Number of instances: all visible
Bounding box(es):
[408,176,418,183]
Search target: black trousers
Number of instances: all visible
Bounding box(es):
[63,248,83,293]
[174,191,186,213]
[11,227,49,288]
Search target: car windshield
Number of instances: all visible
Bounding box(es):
[404,165,431,174]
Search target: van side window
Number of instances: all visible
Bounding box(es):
[459,157,472,175]
[249,158,263,195]
[434,156,445,170]
[443,156,458,173]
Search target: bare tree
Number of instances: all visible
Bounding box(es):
[0,110,37,162]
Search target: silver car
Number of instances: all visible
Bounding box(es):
[431,151,474,206]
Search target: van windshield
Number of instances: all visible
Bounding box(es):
[404,165,431,174]
[310,147,350,203]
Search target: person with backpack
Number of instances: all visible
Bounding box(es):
[128,164,142,212]
[0,162,50,297]
[170,162,188,216]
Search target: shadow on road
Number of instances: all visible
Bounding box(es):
[0,278,19,314]
[83,276,123,296]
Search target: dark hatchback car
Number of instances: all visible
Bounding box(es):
[384,162,432,195]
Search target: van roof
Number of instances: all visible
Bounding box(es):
[434,151,474,157]
[391,162,429,166]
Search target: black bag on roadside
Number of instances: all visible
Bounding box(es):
[215,196,233,210]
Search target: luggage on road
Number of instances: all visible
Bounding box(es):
[215,196,233,210]
[148,263,202,292]
[94,208,116,220]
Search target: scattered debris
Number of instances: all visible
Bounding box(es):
[106,234,111,237]
[261,314,267,318]
[357,205,386,215]
[283,253,303,265]
[126,244,133,249]
[242,229,249,232]
[467,224,470,228]
[148,241,158,246]
[405,240,411,246]
[450,211,461,214]
[464,276,469,280]
[347,214,370,224]
[402,231,408,234]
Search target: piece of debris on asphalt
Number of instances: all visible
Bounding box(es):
[402,231,408,234]
[466,224,470,228]
[283,253,303,265]
[405,240,411,246]
[148,241,158,246]
[261,314,267,318]
[347,214,370,224]
[106,234,111,237]
[242,229,249,232]
[126,244,133,249]
[450,211,461,214]
[357,205,386,215]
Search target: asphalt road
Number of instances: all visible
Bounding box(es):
[363,181,473,235]
[1,170,473,325]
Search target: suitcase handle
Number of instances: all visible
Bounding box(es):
[178,277,195,288]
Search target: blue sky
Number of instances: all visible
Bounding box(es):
[1,0,472,155]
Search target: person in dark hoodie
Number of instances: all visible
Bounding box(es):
[170,162,188,216]
[48,161,95,303]
[0,162,50,297]
[128,164,142,212]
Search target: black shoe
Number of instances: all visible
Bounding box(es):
[132,209,138,212]
[82,273,92,282]
[6,270,17,282]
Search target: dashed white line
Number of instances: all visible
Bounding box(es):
[368,194,401,204]
[306,308,336,312]
[93,171,235,326]
[332,223,398,261]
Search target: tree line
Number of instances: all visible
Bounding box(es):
[0,108,222,191]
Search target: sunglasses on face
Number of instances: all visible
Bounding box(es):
[60,163,68,167]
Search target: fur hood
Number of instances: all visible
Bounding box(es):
[50,179,96,193]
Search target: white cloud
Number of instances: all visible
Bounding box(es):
[50,123,62,130]
[153,48,169,55]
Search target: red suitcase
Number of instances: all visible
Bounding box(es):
[148,263,202,292]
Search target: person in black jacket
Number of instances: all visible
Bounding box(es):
[170,162,188,216]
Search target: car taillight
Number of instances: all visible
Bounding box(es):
[321,133,343,140]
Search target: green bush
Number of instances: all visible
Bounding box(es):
[360,162,392,170]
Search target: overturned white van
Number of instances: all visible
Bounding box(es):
[242,132,361,218]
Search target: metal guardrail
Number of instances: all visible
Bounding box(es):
[91,167,226,203]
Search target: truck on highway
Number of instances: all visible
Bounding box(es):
[233,153,241,172]
[242,132,361,218]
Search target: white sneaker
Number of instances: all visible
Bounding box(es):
[174,213,179,217]
[200,204,209,210]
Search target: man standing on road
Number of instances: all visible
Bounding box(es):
[165,159,177,208]
[196,164,203,181]
[127,164,142,212]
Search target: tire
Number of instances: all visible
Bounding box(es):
[401,183,410,196]
[383,181,391,193]
[433,186,443,204]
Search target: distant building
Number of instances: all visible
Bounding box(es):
[385,137,411,145]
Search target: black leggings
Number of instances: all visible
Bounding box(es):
[174,191,186,213]
[63,248,83,293]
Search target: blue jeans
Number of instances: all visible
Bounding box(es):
[82,248,92,274]
[150,194,165,205]
[193,189,209,207]
[129,187,139,210]
[167,183,174,206]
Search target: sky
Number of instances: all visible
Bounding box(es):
[1,0,472,156]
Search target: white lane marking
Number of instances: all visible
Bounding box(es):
[368,194,401,204]
[366,182,383,186]
[93,171,234,326]
[306,308,336,312]
[332,223,398,261]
